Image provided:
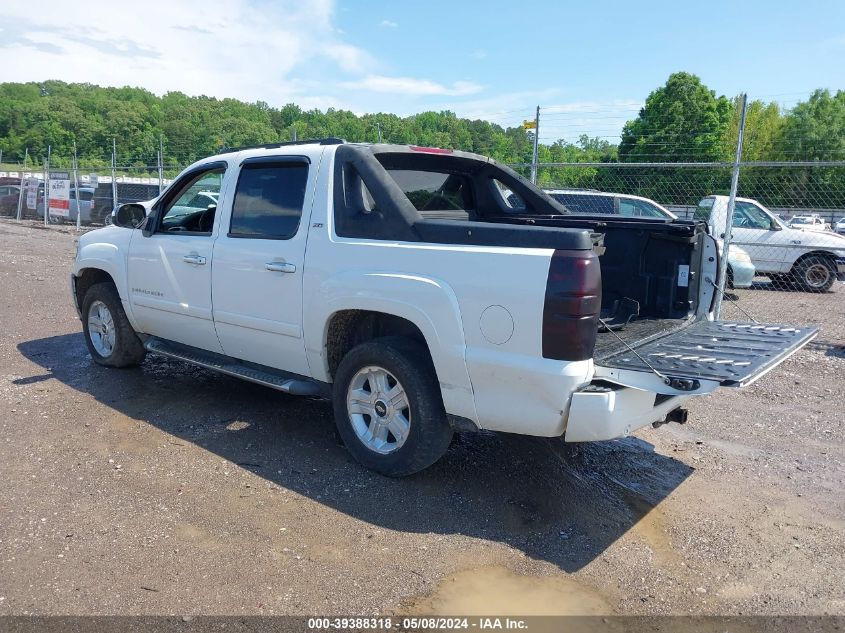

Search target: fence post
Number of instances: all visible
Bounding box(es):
[530,105,540,184]
[158,134,164,194]
[43,145,51,227]
[15,147,28,221]
[111,138,117,211]
[73,142,81,231]
[714,93,748,319]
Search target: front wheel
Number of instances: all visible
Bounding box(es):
[332,337,453,477]
[81,282,146,367]
[794,256,836,292]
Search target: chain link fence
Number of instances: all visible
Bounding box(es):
[0,163,172,227]
[1,140,842,344]
[519,161,845,344]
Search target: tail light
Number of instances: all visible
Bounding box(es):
[542,249,602,361]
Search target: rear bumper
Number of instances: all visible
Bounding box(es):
[565,387,691,442]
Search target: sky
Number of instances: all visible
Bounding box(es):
[1,0,843,143]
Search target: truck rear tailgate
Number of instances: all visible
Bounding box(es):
[597,321,818,387]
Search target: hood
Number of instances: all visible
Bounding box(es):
[781,225,845,248]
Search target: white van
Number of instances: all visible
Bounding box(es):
[696,195,845,291]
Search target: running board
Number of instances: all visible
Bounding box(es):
[144,338,325,396]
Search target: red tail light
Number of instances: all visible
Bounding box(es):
[542,249,602,361]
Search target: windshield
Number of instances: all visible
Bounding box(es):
[791,217,813,224]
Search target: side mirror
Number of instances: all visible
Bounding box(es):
[770,220,782,231]
[113,203,146,229]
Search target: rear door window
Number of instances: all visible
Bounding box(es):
[229,162,309,239]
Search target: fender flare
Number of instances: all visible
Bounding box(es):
[73,242,140,330]
[305,271,478,423]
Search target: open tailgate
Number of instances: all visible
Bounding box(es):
[598,321,818,387]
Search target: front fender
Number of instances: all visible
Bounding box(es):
[73,227,138,329]
[304,271,478,424]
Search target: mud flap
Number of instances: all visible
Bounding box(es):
[597,321,818,387]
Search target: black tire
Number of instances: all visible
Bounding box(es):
[793,256,836,292]
[726,265,735,290]
[332,337,453,477]
[81,282,146,367]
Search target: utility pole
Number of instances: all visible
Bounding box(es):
[376,121,382,143]
[530,105,540,184]
[15,147,28,221]
[158,134,164,194]
[291,126,297,142]
[43,145,51,227]
[714,93,748,318]
[111,138,117,211]
[73,141,82,231]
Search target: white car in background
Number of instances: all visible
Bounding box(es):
[834,217,845,236]
[546,189,757,288]
[788,215,831,232]
[696,195,845,292]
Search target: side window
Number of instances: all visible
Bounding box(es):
[733,201,772,230]
[551,194,613,214]
[159,167,225,234]
[229,162,309,239]
[619,198,667,218]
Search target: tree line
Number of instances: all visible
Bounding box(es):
[0,73,842,207]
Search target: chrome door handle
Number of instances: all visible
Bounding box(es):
[265,261,296,273]
[182,253,207,265]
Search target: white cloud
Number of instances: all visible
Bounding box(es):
[471,49,488,60]
[341,75,482,96]
[0,0,374,105]
[380,19,398,28]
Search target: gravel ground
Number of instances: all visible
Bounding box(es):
[0,219,843,616]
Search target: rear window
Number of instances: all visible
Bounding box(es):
[385,169,473,211]
[549,193,613,214]
[694,198,715,221]
[77,191,94,201]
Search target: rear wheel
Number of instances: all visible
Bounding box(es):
[332,337,453,477]
[793,256,836,292]
[82,282,146,367]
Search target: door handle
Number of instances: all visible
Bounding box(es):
[265,261,296,273]
[182,253,207,265]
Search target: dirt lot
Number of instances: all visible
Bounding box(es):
[0,219,843,616]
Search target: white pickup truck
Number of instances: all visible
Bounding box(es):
[696,195,845,291]
[71,141,817,475]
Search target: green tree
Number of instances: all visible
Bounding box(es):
[620,72,732,163]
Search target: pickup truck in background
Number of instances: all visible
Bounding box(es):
[696,195,845,292]
[70,141,817,476]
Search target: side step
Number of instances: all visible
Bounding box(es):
[144,338,325,397]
